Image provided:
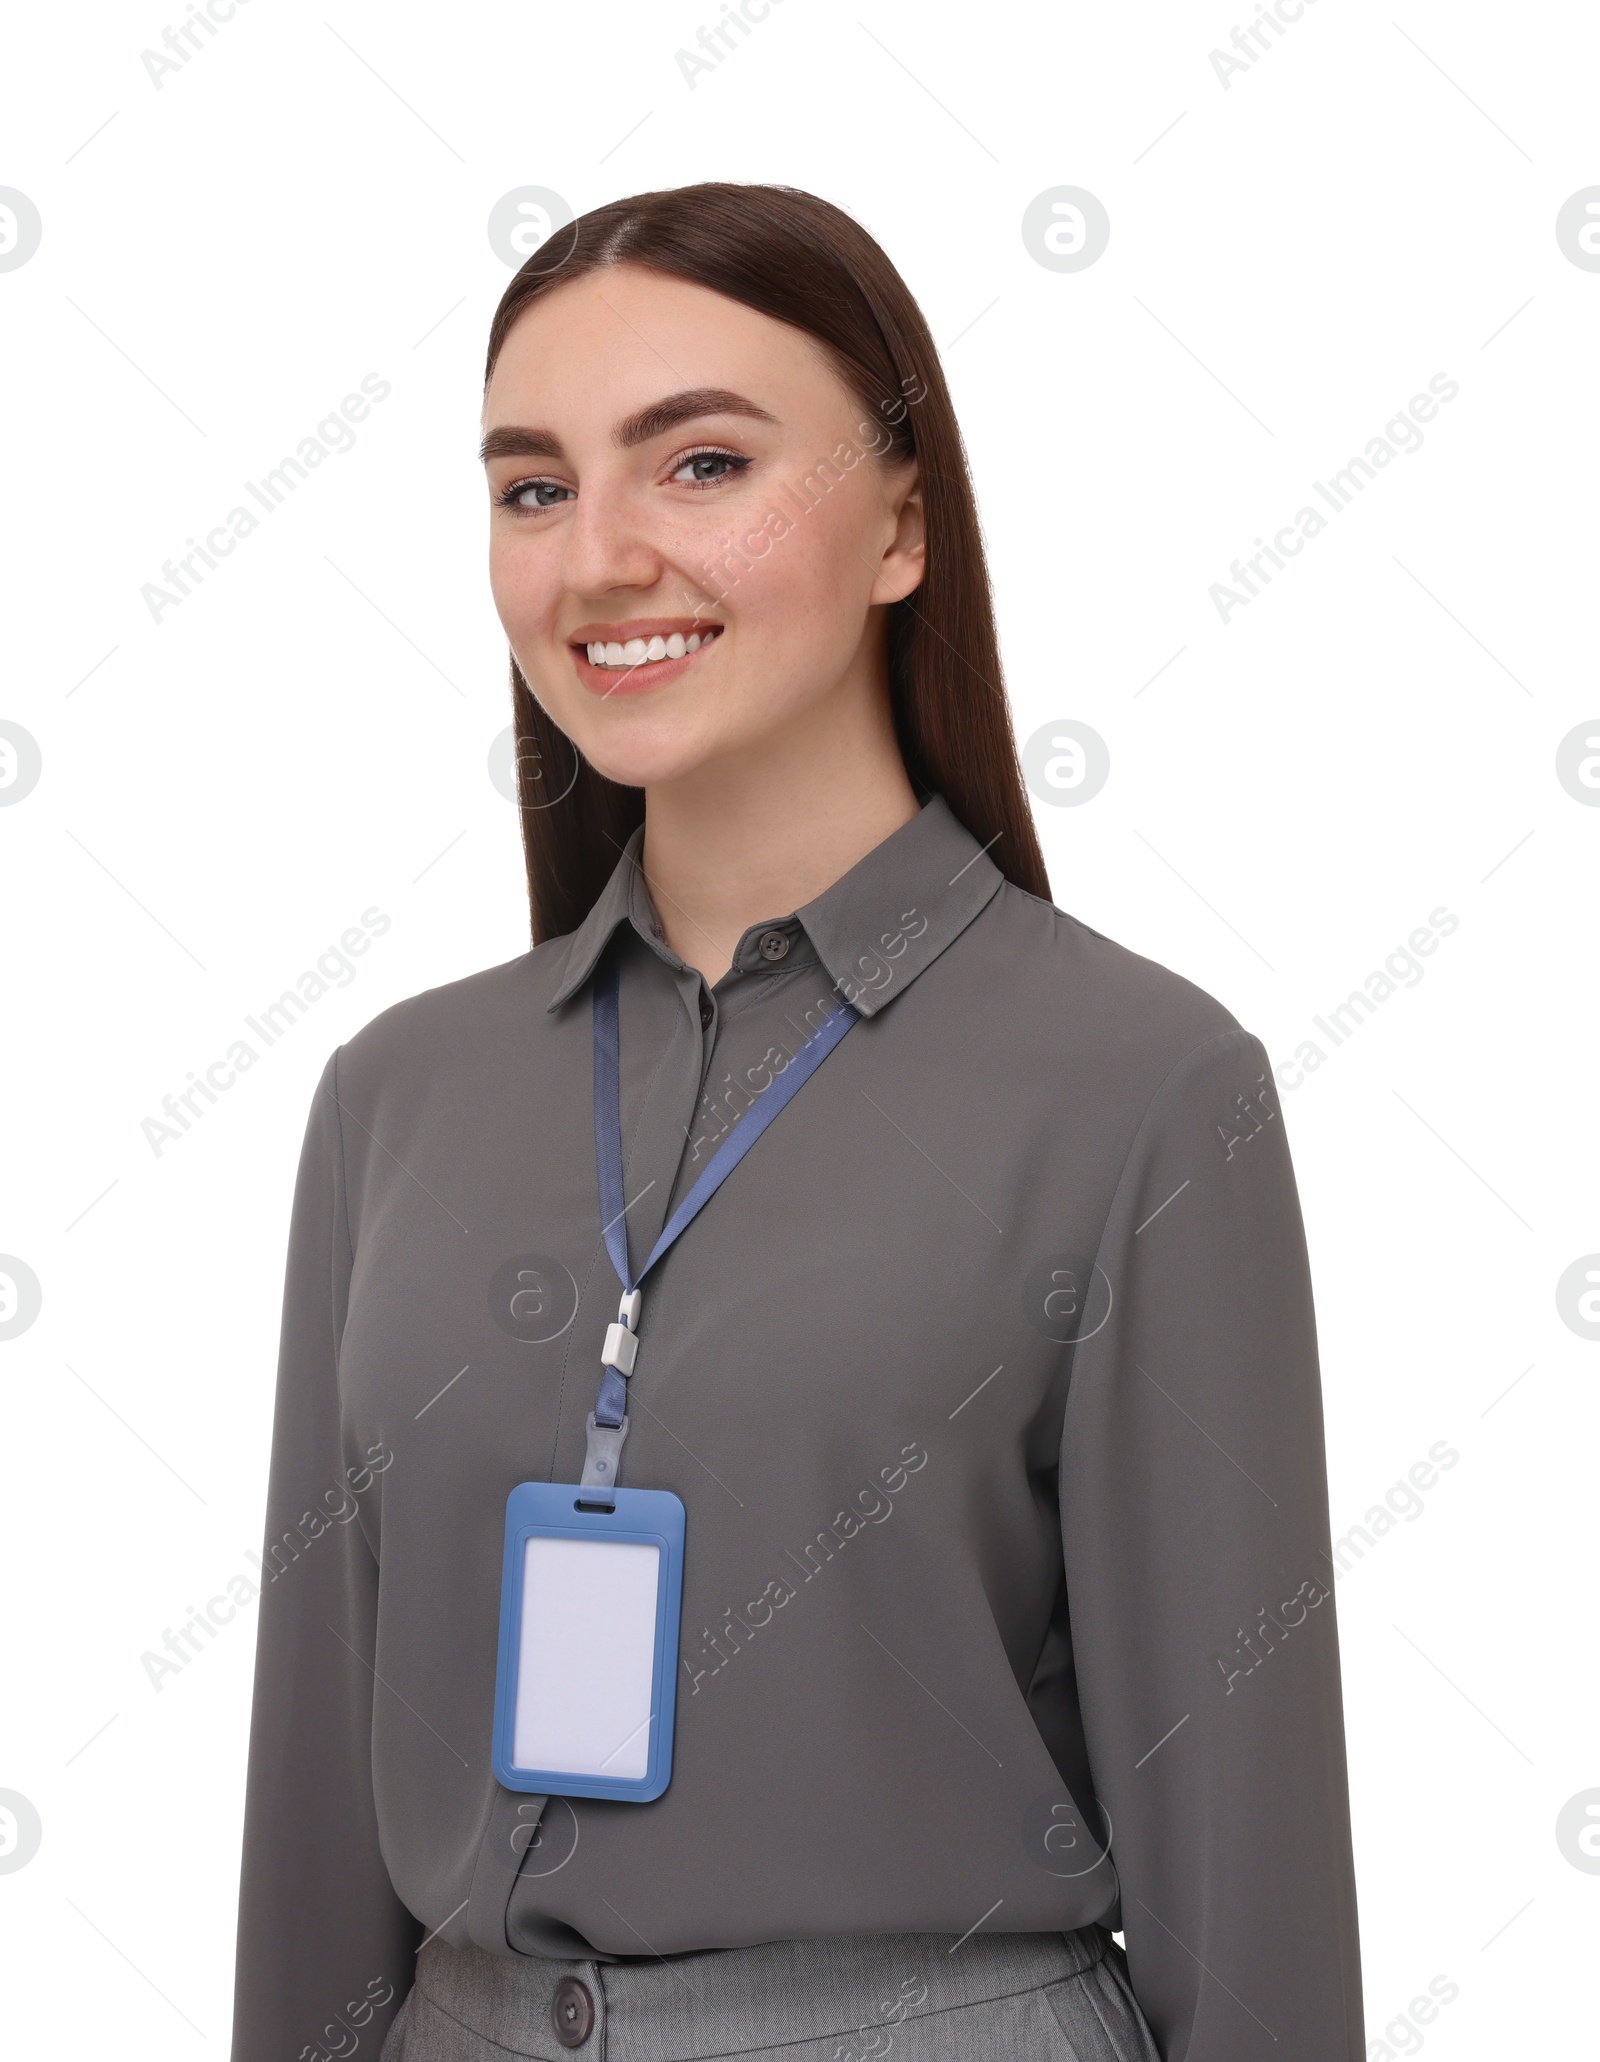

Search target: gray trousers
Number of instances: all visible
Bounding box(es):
[380,1925,1161,2062]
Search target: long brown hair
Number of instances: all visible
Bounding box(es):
[484,181,1048,943]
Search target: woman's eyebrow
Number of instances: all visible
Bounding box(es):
[480,387,779,466]
[614,386,779,448]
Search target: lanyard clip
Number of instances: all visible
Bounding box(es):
[601,1287,643,1376]
[591,1288,640,1461]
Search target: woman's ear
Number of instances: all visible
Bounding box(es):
[870,463,925,606]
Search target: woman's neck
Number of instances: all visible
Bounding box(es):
[639,684,918,987]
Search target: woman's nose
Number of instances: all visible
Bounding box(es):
[559,480,664,595]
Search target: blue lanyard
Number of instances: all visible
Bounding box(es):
[582,955,858,1492]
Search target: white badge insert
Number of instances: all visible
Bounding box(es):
[512,1533,660,1780]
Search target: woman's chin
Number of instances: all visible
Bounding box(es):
[574,732,723,794]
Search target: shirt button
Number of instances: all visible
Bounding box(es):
[552,1975,594,2048]
[699,996,714,1028]
[758,929,791,962]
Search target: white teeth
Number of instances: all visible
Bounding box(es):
[583,628,719,666]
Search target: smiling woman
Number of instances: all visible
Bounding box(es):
[232,182,1363,2062]
[476,184,1048,968]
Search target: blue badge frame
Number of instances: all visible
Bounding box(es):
[491,1480,686,1801]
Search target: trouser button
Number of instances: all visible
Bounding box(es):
[552,1974,594,2048]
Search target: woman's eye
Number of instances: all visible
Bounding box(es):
[500,478,572,512]
[669,448,749,488]
[497,450,748,511]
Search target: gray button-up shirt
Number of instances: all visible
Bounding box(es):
[233,796,1363,2061]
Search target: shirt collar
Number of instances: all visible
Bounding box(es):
[547,795,1005,1018]
[792,794,1004,1017]
[546,823,655,1010]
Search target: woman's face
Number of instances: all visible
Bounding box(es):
[481,265,924,790]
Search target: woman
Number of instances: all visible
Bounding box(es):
[232,183,1363,2062]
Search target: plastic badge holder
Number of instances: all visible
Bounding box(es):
[491,1480,686,1801]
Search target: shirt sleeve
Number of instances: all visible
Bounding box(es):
[1059,1027,1364,2060]
[232,1050,422,2061]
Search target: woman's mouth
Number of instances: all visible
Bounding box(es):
[570,623,724,697]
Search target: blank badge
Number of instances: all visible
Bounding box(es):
[492,1482,685,1801]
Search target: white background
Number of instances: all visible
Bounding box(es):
[2,0,1597,2054]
